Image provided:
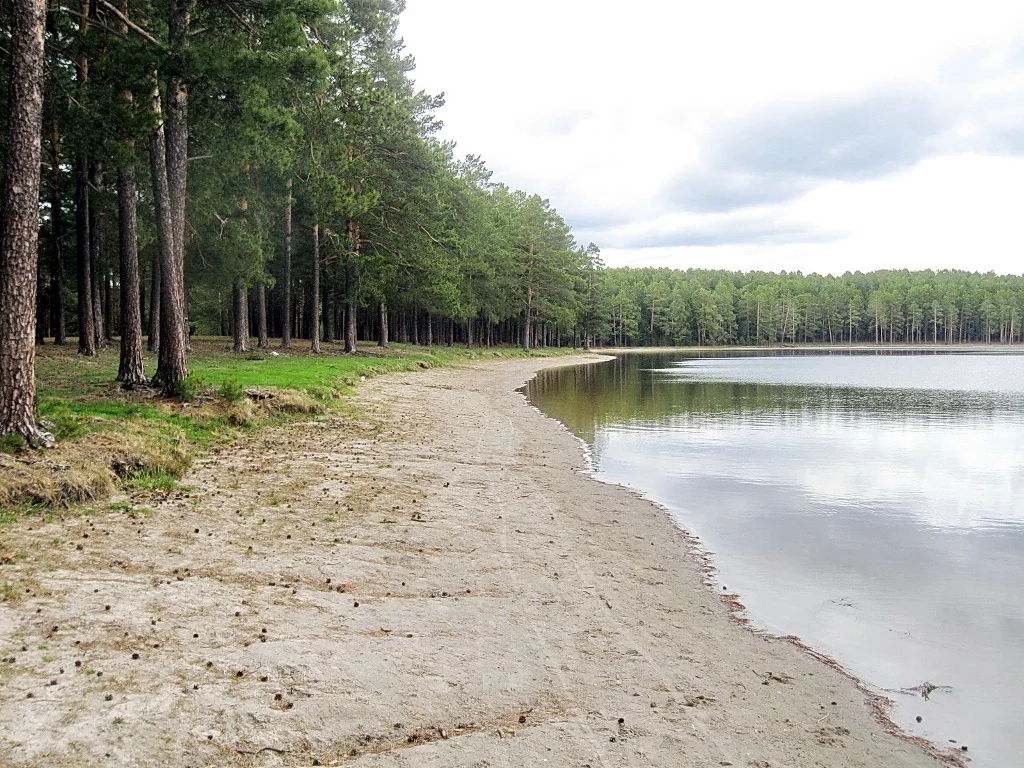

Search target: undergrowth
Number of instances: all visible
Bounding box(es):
[0,339,577,521]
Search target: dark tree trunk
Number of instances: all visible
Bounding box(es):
[256,281,268,348]
[147,246,160,351]
[48,115,66,345]
[148,85,187,395]
[116,165,145,386]
[323,268,333,344]
[75,157,95,356]
[153,0,191,393]
[311,221,321,353]
[522,291,532,353]
[88,161,105,348]
[282,178,292,348]
[0,0,50,445]
[344,220,358,354]
[73,0,95,357]
[233,278,248,353]
[104,270,114,342]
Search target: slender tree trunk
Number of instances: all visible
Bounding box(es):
[89,161,105,348]
[147,247,160,351]
[522,288,533,353]
[0,0,50,445]
[104,270,114,341]
[48,111,66,345]
[344,220,358,354]
[116,165,145,386]
[323,265,333,344]
[148,84,187,395]
[378,301,388,348]
[153,0,191,392]
[282,178,292,348]
[311,221,321,354]
[256,281,268,348]
[75,157,95,356]
[233,278,248,353]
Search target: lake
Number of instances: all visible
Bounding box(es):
[527,350,1024,768]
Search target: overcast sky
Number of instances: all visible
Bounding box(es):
[399,1,1024,275]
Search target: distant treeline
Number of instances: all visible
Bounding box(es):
[588,267,1024,347]
[182,264,1024,349]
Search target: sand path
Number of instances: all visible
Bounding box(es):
[0,356,952,767]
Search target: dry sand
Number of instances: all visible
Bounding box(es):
[0,355,959,767]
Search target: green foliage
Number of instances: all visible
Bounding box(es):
[592,268,1024,347]
[0,434,27,455]
[176,375,206,403]
[217,378,246,402]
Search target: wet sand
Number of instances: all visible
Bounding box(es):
[0,355,956,766]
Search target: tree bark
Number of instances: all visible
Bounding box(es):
[47,103,66,345]
[282,178,292,348]
[311,221,321,353]
[148,84,187,395]
[88,161,105,348]
[522,288,533,353]
[75,156,95,356]
[256,281,268,348]
[378,301,388,348]
[153,0,191,392]
[0,0,51,445]
[73,0,95,357]
[116,165,145,386]
[233,278,249,353]
[344,219,358,354]
[147,247,160,351]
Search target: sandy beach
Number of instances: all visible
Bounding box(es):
[0,356,955,767]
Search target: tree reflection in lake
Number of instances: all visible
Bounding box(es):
[528,350,1024,768]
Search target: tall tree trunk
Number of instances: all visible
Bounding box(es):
[522,288,533,353]
[0,0,50,445]
[256,281,268,348]
[148,84,187,395]
[233,278,248,353]
[147,247,160,351]
[154,0,191,392]
[103,269,114,342]
[73,0,95,357]
[344,219,358,354]
[282,178,292,348]
[89,161,105,348]
[378,301,388,348]
[323,264,333,344]
[75,157,95,355]
[116,165,145,386]
[48,106,66,345]
[311,221,321,354]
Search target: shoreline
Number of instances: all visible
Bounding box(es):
[0,355,957,766]
[525,358,965,767]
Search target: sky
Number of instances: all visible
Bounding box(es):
[398,0,1024,276]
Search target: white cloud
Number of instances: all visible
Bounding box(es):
[400,0,1024,274]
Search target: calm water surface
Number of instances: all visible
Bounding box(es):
[528,351,1024,768]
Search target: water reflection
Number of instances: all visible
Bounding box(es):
[528,351,1024,768]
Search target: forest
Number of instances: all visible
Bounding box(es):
[0,0,1022,446]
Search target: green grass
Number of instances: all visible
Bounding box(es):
[1,337,578,519]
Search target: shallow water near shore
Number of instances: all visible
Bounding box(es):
[528,350,1024,768]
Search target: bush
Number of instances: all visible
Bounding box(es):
[177,375,207,403]
[218,378,246,402]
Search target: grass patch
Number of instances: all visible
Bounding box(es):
[0,337,579,520]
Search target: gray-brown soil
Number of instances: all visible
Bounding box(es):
[0,356,954,767]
